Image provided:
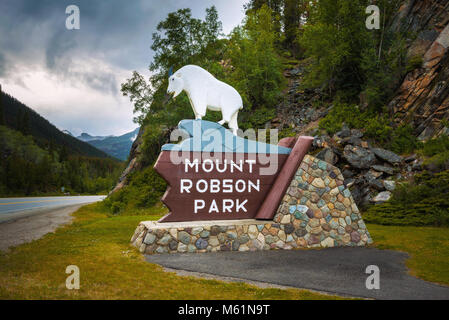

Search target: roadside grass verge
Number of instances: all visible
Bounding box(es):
[0,203,343,300]
[367,224,449,286]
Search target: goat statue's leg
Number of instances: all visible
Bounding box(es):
[228,111,239,136]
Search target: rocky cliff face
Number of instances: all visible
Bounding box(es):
[110,126,144,194]
[389,0,449,140]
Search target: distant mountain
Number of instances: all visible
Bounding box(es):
[77,128,140,161]
[0,90,110,159]
[77,132,113,142]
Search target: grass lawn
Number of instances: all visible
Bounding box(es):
[0,203,343,300]
[367,224,449,286]
[1,203,447,299]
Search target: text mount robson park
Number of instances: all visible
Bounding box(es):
[154,119,298,222]
[131,65,372,255]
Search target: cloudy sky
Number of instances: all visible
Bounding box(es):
[0,0,246,136]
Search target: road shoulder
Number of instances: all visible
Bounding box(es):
[0,204,83,252]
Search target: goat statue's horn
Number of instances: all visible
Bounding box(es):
[168,66,173,77]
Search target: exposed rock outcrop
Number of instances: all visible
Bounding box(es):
[389,0,449,140]
[110,126,145,194]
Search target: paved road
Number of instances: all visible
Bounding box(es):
[146,248,449,300]
[0,196,105,251]
[0,196,105,223]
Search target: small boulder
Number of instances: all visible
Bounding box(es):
[367,169,383,179]
[342,169,355,178]
[344,178,355,187]
[371,148,402,164]
[351,129,363,138]
[404,154,417,163]
[316,148,339,165]
[412,159,423,171]
[336,125,351,138]
[343,145,376,169]
[383,180,396,191]
[369,179,385,191]
[371,191,392,203]
[341,136,362,146]
[371,165,394,175]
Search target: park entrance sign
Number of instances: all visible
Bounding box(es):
[131,119,373,254]
[131,65,371,254]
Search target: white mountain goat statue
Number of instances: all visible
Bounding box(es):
[166,65,243,135]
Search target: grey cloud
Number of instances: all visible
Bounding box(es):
[78,71,118,95]
[0,0,246,134]
[46,31,77,70]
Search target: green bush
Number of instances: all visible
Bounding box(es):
[279,126,297,139]
[421,135,449,157]
[110,201,123,214]
[406,55,423,73]
[423,150,449,172]
[318,102,393,142]
[363,170,449,226]
[103,166,167,214]
[240,107,277,130]
[318,102,360,134]
[387,124,421,154]
[418,135,449,172]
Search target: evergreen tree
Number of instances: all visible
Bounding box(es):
[205,6,223,44]
[226,4,284,112]
[299,0,369,98]
[283,0,308,55]
[244,0,283,43]
[0,85,4,125]
[21,111,30,135]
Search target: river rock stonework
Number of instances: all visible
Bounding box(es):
[131,155,372,254]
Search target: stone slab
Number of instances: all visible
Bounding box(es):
[141,219,260,229]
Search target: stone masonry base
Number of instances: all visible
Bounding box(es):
[131,155,373,254]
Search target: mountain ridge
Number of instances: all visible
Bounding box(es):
[76,128,140,161]
[0,90,111,159]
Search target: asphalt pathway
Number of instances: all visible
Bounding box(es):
[146,247,449,300]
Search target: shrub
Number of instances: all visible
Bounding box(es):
[406,55,423,73]
[388,124,421,154]
[420,135,449,157]
[363,170,449,226]
[318,102,393,143]
[240,107,277,130]
[318,103,360,134]
[419,135,449,172]
[103,166,167,214]
[423,151,449,172]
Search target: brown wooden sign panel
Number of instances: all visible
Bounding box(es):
[155,152,289,222]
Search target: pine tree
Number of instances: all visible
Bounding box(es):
[299,0,369,98]
[205,6,222,44]
[22,111,30,135]
[284,0,308,56]
[244,0,283,42]
[0,84,4,125]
